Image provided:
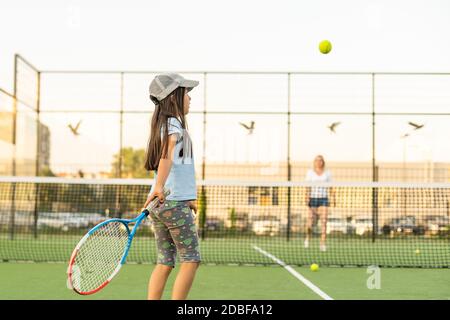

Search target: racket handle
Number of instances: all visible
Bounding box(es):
[144,188,171,214]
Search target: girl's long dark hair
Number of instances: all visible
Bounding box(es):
[144,87,188,171]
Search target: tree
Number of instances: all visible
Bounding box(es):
[111,147,153,178]
[39,165,56,177]
[198,186,207,238]
[229,207,236,230]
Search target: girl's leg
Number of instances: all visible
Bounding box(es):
[171,262,200,300]
[148,264,173,300]
[168,202,201,300]
[147,206,177,300]
[318,206,328,248]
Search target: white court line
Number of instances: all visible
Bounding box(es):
[253,245,334,300]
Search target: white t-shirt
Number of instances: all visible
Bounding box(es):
[305,169,332,198]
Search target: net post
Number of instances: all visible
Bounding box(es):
[371,73,378,243]
[12,55,18,173]
[199,185,207,240]
[9,55,19,241]
[286,73,292,242]
[372,180,379,243]
[287,186,291,241]
[33,182,40,239]
[447,199,449,217]
[118,72,124,179]
[115,72,124,220]
[200,72,207,240]
[33,70,41,239]
[9,182,16,241]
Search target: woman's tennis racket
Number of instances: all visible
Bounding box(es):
[67,188,170,295]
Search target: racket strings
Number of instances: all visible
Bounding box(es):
[71,222,129,293]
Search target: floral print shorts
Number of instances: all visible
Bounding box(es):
[148,200,201,267]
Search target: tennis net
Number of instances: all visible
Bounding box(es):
[0,176,449,268]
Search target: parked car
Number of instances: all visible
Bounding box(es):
[423,215,450,236]
[225,212,249,231]
[15,212,35,226]
[1,211,34,227]
[83,213,107,227]
[60,213,90,229]
[325,216,348,235]
[382,216,425,236]
[251,216,281,236]
[288,213,304,233]
[38,212,90,231]
[38,212,68,231]
[0,212,7,226]
[353,217,374,236]
[0,210,42,227]
[204,218,224,231]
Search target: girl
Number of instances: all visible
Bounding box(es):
[143,73,201,300]
[304,155,333,252]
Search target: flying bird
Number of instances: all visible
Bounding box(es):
[239,121,255,135]
[68,120,82,136]
[400,133,410,139]
[408,122,424,130]
[327,122,341,133]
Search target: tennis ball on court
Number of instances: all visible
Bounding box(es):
[310,263,319,272]
[319,40,332,54]
[415,249,421,255]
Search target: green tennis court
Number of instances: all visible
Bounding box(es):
[1,179,449,299]
[1,236,449,267]
[0,262,448,300]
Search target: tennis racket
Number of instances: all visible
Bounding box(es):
[67,188,170,295]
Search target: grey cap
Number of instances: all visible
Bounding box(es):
[149,73,199,103]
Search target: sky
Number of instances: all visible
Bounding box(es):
[1,0,450,176]
[1,0,450,91]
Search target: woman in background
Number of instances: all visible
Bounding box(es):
[304,155,333,252]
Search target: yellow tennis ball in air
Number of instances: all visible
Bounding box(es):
[415,249,420,255]
[310,263,319,272]
[319,40,332,54]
